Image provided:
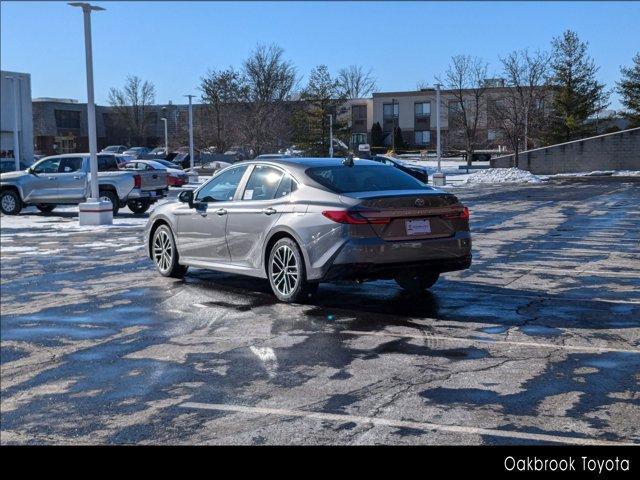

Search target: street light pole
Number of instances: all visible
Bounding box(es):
[391,98,397,152]
[185,95,195,171]
[328,114,333,158]
[4,75,21,171]
[161,117,168,157]
[432,84,446,187]
[70,2,111,225]
[436,84,441,172]
[69,2,103,202]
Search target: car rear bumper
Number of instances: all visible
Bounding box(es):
[310,231,472,281]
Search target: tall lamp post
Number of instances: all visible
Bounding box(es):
[161,117,168,157]
[432,84,446,186]
[391,98,397,152]
[69,2,112,225]
[185,94,195,172]
[4,75,21,171]
[328,114,334,158]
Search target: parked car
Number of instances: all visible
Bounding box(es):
[167,147,202,169]
[1,159,30,174]
[123,159,189,187]
[122,147,150,159]
[223,146,252,162]
[100,145,129,154]
[1,153,168,215]
[370,154,429,184]
[189,160,232,176]
[139,147,168,160]
[144,157,471,302]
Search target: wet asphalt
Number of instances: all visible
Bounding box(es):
[1,179,639,445]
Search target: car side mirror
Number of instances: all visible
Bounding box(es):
[178,189,194,208]
[28,167,38,176]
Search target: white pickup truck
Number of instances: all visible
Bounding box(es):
[0,153,168,215]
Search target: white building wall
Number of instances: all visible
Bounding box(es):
[1,70,34,163]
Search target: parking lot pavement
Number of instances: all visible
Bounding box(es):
[1,179,639,445]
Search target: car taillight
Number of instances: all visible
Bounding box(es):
[133,174,141,189]
[443,207,470,220]
[322,210,390,224]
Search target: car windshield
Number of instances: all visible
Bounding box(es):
[155,160,177,168]
[306,164,430,193]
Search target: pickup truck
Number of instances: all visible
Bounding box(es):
[0,153,168,216]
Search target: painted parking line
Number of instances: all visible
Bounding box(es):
[179,401,635,446]
[339,330,640,354]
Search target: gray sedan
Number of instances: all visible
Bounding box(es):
[143,158,471,302]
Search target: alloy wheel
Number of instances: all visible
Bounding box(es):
[271,245,299,296]
[1,194,16,212]
[153,229,173,273]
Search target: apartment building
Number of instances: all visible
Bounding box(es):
[338,98,373,149]
[372,84,541,150]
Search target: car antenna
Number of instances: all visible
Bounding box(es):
[342,153,355,167]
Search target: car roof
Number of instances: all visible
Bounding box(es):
[229,157,386,178]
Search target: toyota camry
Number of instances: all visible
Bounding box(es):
[144,157,471,302]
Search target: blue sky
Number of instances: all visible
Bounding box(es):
[1,1,638,109]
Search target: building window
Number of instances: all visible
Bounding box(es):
[415,102,431,117]
[350,133,367,147]
[488,130,497,141]
[415,130,431,145]
[352,105,367,120]
[383,103,399,118]
[54,110,81,129]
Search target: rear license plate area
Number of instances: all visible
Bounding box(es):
[405,219,431,235]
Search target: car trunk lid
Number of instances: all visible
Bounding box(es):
[341,190,466,241]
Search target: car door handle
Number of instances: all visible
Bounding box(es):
[216,208,227,216]
[48,177,55,180]
[262,207,277,215]
[73,175,81,179]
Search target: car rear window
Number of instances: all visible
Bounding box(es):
[305,165,430,193]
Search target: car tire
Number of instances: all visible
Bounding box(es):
[0,189,22,215]
[36,204,56,213]
[127,199,150,214]
[268,237,315,303]
[152,225,188,278]
[394,272,440,294]
[99,190,120,215]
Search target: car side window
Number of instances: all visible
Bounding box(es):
[33,158,61,174]
[274,174,296,198]
[195,166,248,203]
[98,155,119,171]
[242,165,284,201]
[58,157,84,173]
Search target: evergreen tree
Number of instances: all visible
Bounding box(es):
[393,125,406,150]
[545,30,609,143]
[293,65,347,156]
[370,122,384,147]
[617,53,640,127]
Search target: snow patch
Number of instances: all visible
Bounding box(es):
[463,168,542,184]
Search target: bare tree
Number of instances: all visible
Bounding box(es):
[336,65,377,99]
[490,50,551,167]
[108,75,156,145]
[240,44,298,155]
[438,55,489,165]
[200,67,246,152]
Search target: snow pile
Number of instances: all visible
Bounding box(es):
[463,168,542,184]
[613,170,640,177]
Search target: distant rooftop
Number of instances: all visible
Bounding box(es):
[33,97,79,104]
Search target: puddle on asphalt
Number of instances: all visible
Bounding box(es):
[518,325,562,337]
